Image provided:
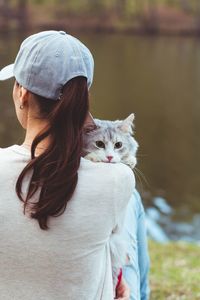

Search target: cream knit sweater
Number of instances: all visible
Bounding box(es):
[0,145,135,300]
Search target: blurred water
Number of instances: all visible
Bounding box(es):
[0,31,200,241]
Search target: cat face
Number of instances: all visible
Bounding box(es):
[82,114,139,169]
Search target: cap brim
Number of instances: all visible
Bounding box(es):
[0,64,14,81]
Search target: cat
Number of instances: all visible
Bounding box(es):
[82,113,139,170]
[82,113,139,293]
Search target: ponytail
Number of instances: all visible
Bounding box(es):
[16,76,89,230]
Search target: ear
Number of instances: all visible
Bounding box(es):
[84,111,96,127]
[119,113,135,133]
[19,86,29,107]
[83,113,99,134]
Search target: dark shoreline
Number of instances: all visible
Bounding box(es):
[1,22,200,38]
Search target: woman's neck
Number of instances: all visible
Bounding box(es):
[22,118,50,154]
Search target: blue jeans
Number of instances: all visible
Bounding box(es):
[122,190,150,300]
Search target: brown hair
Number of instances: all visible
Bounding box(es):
[16,76,89,230]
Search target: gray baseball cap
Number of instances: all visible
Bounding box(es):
[0,30,94,100]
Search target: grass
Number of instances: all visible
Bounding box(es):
[149,241,200,299]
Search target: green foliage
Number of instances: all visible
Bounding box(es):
[149,241,200,299]
[4,0,200,16]
[2,0,200,33]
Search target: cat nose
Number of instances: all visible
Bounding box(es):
[107,156,113,162]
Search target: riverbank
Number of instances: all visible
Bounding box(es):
[26,4,200,36]
[149,241,200,299]
[1,3,200,36]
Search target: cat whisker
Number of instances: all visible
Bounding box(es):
[136,154,148,158]
[133,168,144,190]
[134,167,150,188]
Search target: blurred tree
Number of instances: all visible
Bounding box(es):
[145,0,159,33]
[89,0,104,13]
[180,0,191,12]
[0,0,11,29]
[115,0,127,16]
[195,0,200,34]
[0,0,28,30]
[17,0,28,30]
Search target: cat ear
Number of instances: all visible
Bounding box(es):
[119,113,135,133]
[83,123,99,134]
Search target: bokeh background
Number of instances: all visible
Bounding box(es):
[0,0,200,243]
[1,1,200,298]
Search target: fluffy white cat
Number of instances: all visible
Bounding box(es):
[82,114,138,294]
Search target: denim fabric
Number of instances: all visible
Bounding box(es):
[122,190,150,300]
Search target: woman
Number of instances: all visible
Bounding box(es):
[0,30,134,299]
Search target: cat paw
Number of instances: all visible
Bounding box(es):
[84,153,101,162]
[122,156,137,169]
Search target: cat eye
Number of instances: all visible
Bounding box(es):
[115,142,122,149]
[95,141,105,148]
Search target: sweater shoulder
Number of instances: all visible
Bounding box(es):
[80,158,134,185]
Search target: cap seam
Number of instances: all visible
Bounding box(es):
[67,36,82,71]
[28,34,66,96]
[27,47,41,86]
